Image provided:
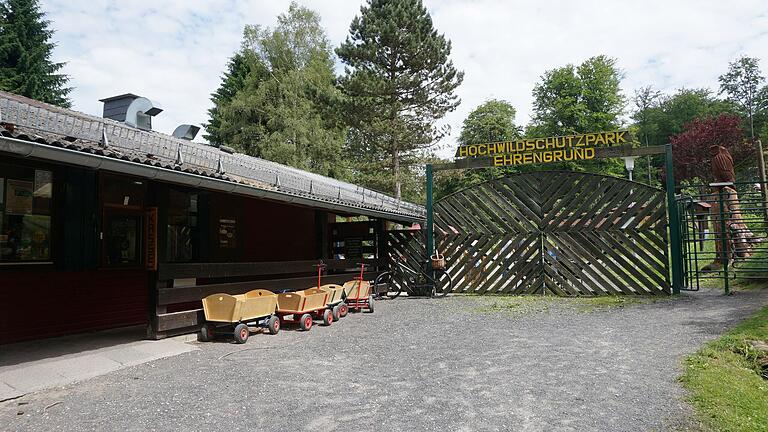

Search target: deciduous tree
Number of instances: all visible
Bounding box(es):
[670,113,752,184]
[436,99,520,198]
[527,55,625,175]
[216,3,347,178]
[718,56,765,140]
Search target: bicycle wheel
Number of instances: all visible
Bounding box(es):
[375,271,402,299]
[431,269,453,297]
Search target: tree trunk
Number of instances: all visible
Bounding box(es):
[392,146,401,200]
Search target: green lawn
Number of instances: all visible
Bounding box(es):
[680,304,768,431]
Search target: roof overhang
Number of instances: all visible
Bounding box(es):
[0,136,424,224]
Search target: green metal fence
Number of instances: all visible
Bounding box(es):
[677,181,768,293]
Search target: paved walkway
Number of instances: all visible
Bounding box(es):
[1,288,767,431]
[0,326,197,402]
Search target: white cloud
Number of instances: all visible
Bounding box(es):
[42,0,768,157]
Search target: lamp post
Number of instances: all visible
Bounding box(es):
[622,156,637,181]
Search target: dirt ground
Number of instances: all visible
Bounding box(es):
[2,288,767,432]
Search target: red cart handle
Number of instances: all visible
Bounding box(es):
[314,261,327,289]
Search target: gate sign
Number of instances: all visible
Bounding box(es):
[455,130,631,167]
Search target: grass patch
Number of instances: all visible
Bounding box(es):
[467,294,673,315]
[470,295,554,315]
[680,305,768,431]
[569,295,646,311]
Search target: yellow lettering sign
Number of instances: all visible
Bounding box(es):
[456,130,631,158]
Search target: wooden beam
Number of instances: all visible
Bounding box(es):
[433,145,667,171]
[156,309,205,333]
[158,258,381,280]
[157,271,380,305]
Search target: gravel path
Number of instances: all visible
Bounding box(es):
[2,287,768,432]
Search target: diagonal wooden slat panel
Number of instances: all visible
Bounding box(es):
[429,171,670,296]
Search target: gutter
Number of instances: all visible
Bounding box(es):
[0,136,424,224]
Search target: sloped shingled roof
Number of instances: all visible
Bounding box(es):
[0,91,425,222]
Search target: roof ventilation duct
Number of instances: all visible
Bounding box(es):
[99,93,163,131]
[172,124,200,140]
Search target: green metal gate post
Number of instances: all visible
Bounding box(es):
[426,164,434,260]
[665,144,683,294]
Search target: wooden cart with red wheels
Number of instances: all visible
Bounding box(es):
[199,289,280,344]
[313,261,348,321]
[319,284,348,320]
[342,263,374,313]
[276,288,333,331]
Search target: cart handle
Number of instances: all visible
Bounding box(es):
[314,261,327,289]
[356,262,368,281]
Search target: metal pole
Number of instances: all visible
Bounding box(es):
[426,164,434,260]
[717,187,730,295]
[665,144,683,294]
[756,139,768,224]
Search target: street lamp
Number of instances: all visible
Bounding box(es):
[622,156,637,181]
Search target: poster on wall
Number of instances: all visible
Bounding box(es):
[218,218,237,249]
[22,215,51,261]
[5,180,33,215]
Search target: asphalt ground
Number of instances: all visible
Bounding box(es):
[2,287,768,432]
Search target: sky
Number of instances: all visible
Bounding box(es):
[42,0,768,156]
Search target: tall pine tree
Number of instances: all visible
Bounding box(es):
[337,0,463,200]
[204,52,250,146]
[0,0,70,107]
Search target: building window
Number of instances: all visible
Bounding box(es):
[0,162,53,262]
[100,173,146,267]
[166,189,198,262]
[103,211,142,266]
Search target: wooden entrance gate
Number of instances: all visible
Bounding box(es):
[433,171,670,295]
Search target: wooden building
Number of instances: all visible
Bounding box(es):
[0,91,423,344]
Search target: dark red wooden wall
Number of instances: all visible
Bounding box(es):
[0,269,147,344]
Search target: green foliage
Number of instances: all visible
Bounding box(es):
[436,99,520,199]
[530,55,625,136]
[680,304,768,431]
[527,55,626,176]
[204,52,250,146]
[337,0,464,200]
[215,3,347,179]
[632,87,737,184]
[0,0,70,107]
[719,56,766,140]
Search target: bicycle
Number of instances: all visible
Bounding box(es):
[374,258,453,298]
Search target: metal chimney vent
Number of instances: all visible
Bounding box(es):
[172,124,200,140]
[99,93,163,131]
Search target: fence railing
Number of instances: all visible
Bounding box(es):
[0,95,424,217]
[677,181,768,293]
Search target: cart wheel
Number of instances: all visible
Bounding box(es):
[267,315,280,335]
[332,305,341,321]
[366,295,375,313]
[299,313,313,331]
[339,302,348,318]
[198,323,215,342]
[322,309,333,326]
[233,323,249,344]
